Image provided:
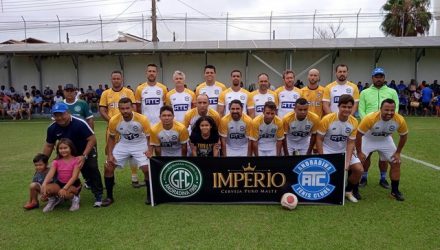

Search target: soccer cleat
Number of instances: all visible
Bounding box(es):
[391,191,405,201]
[84,181,91,190]
[101,198,114,207]
[379,179,390,189]
[43,197,62,213]
[359,177,367,187]
[345,192,359,203]
[93,201,102,208]
[23,202,39,210]
[69,195,80,212]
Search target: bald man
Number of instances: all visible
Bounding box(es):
[301,69,325,118]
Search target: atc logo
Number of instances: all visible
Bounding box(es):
[160,160,202,198]
[292,158,336,200]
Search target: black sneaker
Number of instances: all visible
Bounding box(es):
[391,191,405,201]
[101,198,114,207]
[353,190,362,200]
[132,181,146,188]
[379,179,390,189]
[359,177,367,187]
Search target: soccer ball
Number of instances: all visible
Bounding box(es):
[280,193,298,210]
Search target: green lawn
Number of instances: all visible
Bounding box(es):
[0,118,439,249]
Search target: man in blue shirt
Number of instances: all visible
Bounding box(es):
[421,83,434,116]
[397,80,407,92]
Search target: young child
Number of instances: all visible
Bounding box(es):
[41,138,82,212]
[23,153,50,210]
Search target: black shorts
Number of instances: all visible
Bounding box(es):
[55,179,81,189]
[422,102,430,109]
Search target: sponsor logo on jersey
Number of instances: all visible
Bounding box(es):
[184,96,190,102]
[281,102,295,109]
[330,135,347,142]
[74,106,81,112]
[156,90,161,95]
[174,104,189,111]
[208,97,218,105]
[144,98,161,105]
[371,132,390,137]
[159,160,202,198]
[291,131,310,137]
[333,96,340,103]
[259,133,275,139]
[292,157,336,200]
[230,133,245,139]
[345,127,351,134]
[256,105,264,113]
[389,125,396,131]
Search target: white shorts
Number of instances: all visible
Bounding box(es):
[323,148,360,165]
[287,146,308,156]
[113,142,150,168]
[362,137,396,162]
[259,148,277,156]
[227,147,247,157]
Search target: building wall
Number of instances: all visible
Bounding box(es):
[1,48,439,92]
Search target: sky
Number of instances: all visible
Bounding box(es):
[0,0,437,43]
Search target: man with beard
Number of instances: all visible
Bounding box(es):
[249,73,278,117]
[249,101,284,156]
[275,70,302,118]
[217,69,254,117]
[104,98,152,206]
[322,64,359,116]
[165,70,196,123]
[135,64,168,125]
[356,99,408,201]
[195,65,226,110]
[301,69,325,118]
[219,99,253,157]
[316,94,363,203]
[358,67,399,189]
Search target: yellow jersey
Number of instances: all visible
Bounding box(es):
[283,111,320,149]
[275,86,302,118]
[108,112,151,145]
[358,111,408,140]
[150,120,189,156]
[219,113,253,155]
[323,81,359,113]
[99,87,135,118]
[195,81,227,110]
[317,112,358,153]
[165,88,196,123]
[135,82,168,125]
[183,108,221,131]
[301,85,325,118]
[249,114,284,151]
[249,89,278,116]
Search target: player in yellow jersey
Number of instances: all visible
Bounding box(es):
[249,101,284,156]
[249,73,278,117]
[150,105,189,157]
[135,64,168,125]
[316,94,363,203]
[195,65,227,110]
[218,69,254,117]
[183,94,221,132]
[282,98,320,156]
[356,99,408,201]
[103,98,152,206]
[165,70,196,123]
[219,100,253,156]
[99,70,141,188]
[275,70,302,118]
[301,69,325,118]
[322,64,359,115]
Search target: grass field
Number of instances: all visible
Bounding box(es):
[0,117,439,249]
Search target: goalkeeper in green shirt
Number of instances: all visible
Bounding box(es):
[358,68,399,189]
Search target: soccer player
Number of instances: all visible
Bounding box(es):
[249,101,284,156]
[99,71,141,187]
[316,94,363,203]
[275,70,302,118]
[103,98,152,206]
[282,98,320,156]
[63,83,94,129]
[358,67,399,188]
[219,99,253,156]
[183,94,221,132]
[249,73,278,117]
[356,99,408,201]
[322,64,359,115]
[165,70,196,123]
[135,63,168,125]
[217,69,254,117]
[195,65,227,110]
[150,105,189,157]
[301,68,325,118]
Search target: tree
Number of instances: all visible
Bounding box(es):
[315,19,344,39]
[381,0,432,37]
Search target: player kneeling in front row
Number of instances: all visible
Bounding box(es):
[103,98,152,206]
[249,101,284,156]
[356,99,408,201]
[316,94,363,203]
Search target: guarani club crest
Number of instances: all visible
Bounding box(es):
[159,160,203,198]
[292,158,336,200]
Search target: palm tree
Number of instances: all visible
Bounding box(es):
[381,0,432,36]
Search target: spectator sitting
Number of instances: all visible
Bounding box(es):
[20,92,33,120]
[30,86,37,97]
[32,90,43,114]
[7,98,21,120]
[104,84,109,90]
[42,85,54,113]
[1,85,11,96]
[397,80,407,92]
[9,86,17,97]
[388,80,398,92]
[398,90,409,116]
[364,82,370,89]
[55,85,64,98]
[86,85,94,95]
[95,84,104,98]
[88,92,99,113]
[357,81,363,92]
[21,85,29,97]
[53,92,63,104]
[0,92,11,119]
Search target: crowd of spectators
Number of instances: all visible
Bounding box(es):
[0,78,439,120]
